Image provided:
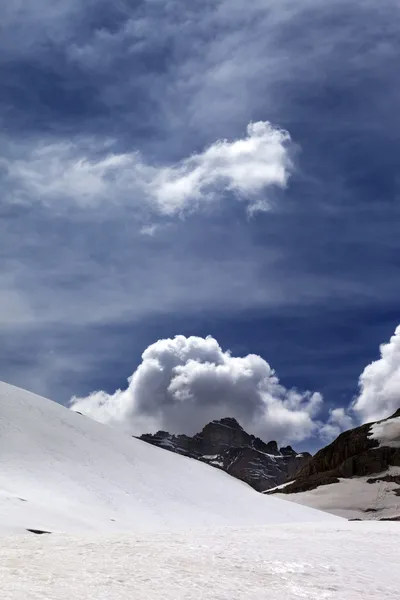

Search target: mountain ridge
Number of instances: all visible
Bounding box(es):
[139,416,311,491]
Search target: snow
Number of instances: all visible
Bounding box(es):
[0,382,340,534]
[1,382,399,599]
[369,416,400,448]
[272,468,400,520]
[1,522,399,599]
[265,481,295,493]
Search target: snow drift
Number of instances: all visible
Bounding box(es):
[0,382,340,534]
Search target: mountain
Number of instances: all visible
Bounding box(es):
[4,381,400,600]
[266,409,400,520]
[139,417,310,491]
[0,381,340,534]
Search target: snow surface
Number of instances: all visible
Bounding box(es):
[265,481,295,493]
[272,468,400,520]
[1,522,399,600]
[369,416,400,448]
[0,382,340,534]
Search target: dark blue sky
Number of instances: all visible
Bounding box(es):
[1,0,399,449]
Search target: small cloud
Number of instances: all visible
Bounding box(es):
[145,121,293,215]
[139,224,159,236]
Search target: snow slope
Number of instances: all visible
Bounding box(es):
[270,468,400,520]
[1,522,398,600]
[0,382,340,534]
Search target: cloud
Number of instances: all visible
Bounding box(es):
[319,407,354,442]
[68,326,400,446]
[3,0,400,423]
[144,121,292,215]
[70,334,323,444]
[352,325,400,423]
[2,121,292,215]
[319,325,400,437]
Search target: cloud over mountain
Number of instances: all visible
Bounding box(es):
[71,325,400,445]
[70,334,322,444]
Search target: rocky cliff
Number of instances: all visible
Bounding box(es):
[139,417,311,492]
[269,408,400,495]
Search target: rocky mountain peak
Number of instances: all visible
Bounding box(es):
[139,417,311,492]
[280,445,296,456]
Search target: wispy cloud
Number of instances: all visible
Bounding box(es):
[2,121,292,215]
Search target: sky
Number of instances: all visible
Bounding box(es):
[1,0,400,450]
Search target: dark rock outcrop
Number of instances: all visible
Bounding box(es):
[26,529,52,535]
[268,409,400,495]
[139,417,311,492]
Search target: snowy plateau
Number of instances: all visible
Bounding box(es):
[0,381,399,599]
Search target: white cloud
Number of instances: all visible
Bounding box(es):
[352,325,400,423]
[3,121,292,215]
[70,334,322,444]
[146,122,292,215]
[139,224,159,237]
[69,327,400,445]
[319,407,354,442]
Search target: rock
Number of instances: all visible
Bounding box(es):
[269,408,400,495]
[139,418,310,492]
[367,474,400,486]
[26,529,51,535]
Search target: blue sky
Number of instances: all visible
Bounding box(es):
[1,0,400,449]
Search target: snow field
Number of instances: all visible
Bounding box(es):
[272,468,400,520]
[0,382,340,533]
[0,522,399,600]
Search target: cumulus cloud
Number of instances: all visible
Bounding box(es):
[70,334,322,444]
[68,327,400,445]
[352,325,400,423]
[3,122,292,215]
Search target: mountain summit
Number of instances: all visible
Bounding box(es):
[140,417,310,491]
